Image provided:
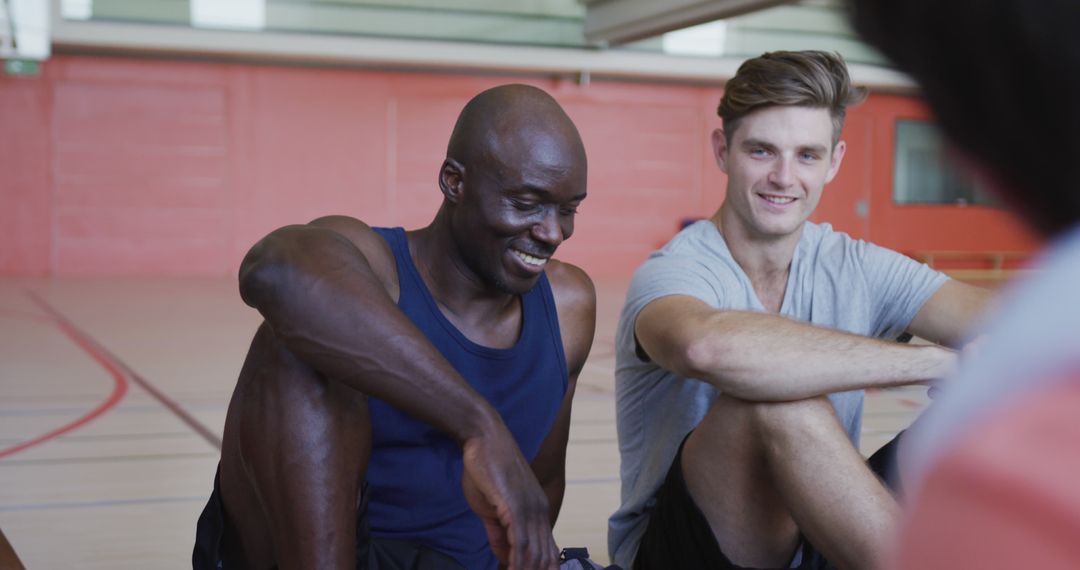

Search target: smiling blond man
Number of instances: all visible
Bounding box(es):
[608,51,992,570]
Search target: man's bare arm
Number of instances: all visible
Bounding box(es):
[635,295,957,402]
[239,217,557,570]
[240,220,501,442]
[528,261,596,526]
[906,279,995,348]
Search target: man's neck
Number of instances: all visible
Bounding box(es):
[409,222,521,338]
[712,205,805,313]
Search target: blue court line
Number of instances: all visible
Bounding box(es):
[569,418,615,425]
[566,476,619,485]
[574,394,615,401]
[0,495,207,513]
[0,407,100,417]
[1,392,110,402]
[0,404,177,416]
[570,437,617,444]
[0,451,216,466]
[0,431,194,444]
[0,401,227,417]
[0,486,617,513]
[0,432,196,445]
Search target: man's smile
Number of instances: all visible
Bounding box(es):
[511,248,549,268]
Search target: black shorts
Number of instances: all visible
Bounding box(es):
[192,466,465,570]
[632,431,904,570]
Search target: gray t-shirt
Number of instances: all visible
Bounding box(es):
[607,220,947,568]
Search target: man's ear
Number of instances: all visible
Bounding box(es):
[824,140,847,183]
[711,128,729,173]
[439,158,465,204]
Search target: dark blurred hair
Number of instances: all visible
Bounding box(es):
[719,50,867,146]
[849,0,1080,237]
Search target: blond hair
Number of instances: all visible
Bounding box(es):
[719,51,867,145]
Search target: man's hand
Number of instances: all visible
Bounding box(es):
[928,335,983,399]
[461,431,559,570]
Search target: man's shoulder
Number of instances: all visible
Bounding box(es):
[544,260,596,320]
[545,258,591,288]
[617,228,746,329]
[800,221,907,269]
[801,220,853,250]
[309,215,389,249]
[634,222,737,284]
[308,215,398,288]
[659,219,724,255]
[803,220,910,254]
[629,221,731,281]
[543,260,596,372]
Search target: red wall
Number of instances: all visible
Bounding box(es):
[810,95,1038,254]
[1,67,52,275]
[861,97,1038,254]
[0,54,1037,278]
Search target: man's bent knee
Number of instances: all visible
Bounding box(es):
[748,396,839,435]
[697,394,839,447]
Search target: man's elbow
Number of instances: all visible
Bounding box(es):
[678,337,766,399]
[680,335,731,381]
[238,226,306,309]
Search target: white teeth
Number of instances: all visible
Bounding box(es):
[513,250,548,267]
[762,195,795,204]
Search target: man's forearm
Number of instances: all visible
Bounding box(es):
[239,225,503,444]
[684,311,955,401]
[639,299,957,402]
[542,477,565,528]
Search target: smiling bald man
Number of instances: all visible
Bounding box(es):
[193,84,596,570]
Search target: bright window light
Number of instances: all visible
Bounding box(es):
[61,0,91,20]
[191,0,265,30]
[662,20,727,57]
[6,0,50,59]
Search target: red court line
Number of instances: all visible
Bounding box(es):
[0,291,222,460]
[24,290,222,450]
[0,295,129,460]
[110,363,223,450]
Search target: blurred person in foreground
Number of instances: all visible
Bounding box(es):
[848,1,1080,568]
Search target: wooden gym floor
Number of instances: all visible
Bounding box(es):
[0,276,929,568]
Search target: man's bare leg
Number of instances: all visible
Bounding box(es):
[218,324,372,569]
[682,395,898,570]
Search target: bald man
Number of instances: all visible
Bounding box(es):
[192,84,596,570]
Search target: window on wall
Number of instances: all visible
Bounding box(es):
[893,120,998,206]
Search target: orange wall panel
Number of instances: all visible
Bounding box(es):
[392,90,480,229]
[48,57,233,276]
[0,54,1039,278]
[0,74,52,275]
[560,93,717,269]
[862,96,1039,254]
[240,67,392,234]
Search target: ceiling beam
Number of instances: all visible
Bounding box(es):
[50,16,914,91]
[584,0,794,45]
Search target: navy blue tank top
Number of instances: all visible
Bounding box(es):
[366,227,568,569]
